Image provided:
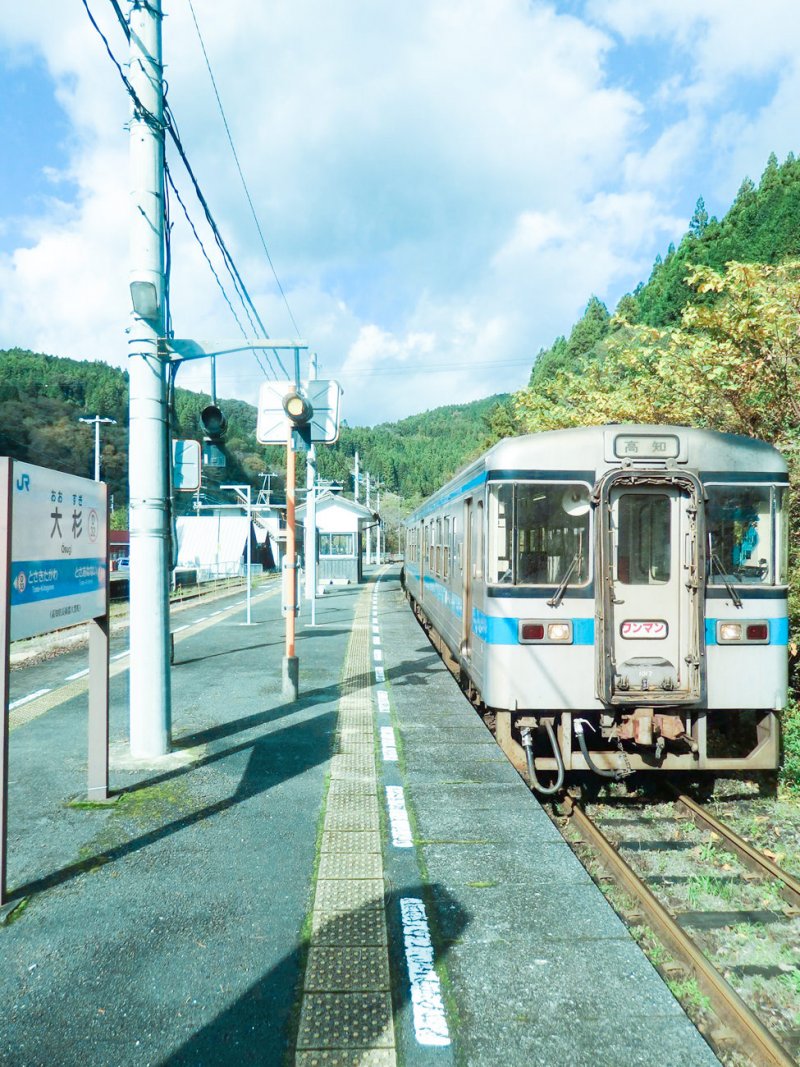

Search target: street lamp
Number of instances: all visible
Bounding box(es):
[79,415,117,482]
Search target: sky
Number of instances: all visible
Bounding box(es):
[0,1,798,427]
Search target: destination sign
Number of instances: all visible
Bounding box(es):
[614,434,680,460]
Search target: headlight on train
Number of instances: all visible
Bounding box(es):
[716,620,770,644]
[519,620,573,644]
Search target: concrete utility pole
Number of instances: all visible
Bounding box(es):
[376,482,382,565]
[352,451,360,503]
[365,471,371,566]
[127,0,171,758]
[79,416,116,482]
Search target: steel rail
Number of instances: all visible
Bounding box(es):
[562,796,796,1067]
[670,789,800,911]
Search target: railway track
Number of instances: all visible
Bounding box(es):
[557,789,800,1066]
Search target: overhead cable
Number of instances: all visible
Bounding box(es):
[85,0,287,377]
[187,0,302,340]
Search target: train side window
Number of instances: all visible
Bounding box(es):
[616,494,670,585]
[474,500,484,579]
[443,517,450,579]
[706,484,777,584]
[488,482,590,587]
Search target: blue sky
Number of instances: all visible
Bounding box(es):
[0,1,798,426]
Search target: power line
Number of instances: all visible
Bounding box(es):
[186,0,302,340]
[84,0,288,377]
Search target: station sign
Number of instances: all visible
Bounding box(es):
[7,461,107,641]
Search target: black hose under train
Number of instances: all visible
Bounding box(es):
[521,720,565,795]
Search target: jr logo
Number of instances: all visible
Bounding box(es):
[16,473,30,492]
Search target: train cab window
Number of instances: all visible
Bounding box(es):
[488,482,590,587]
[616,494,671,585]
[706,484,784,585]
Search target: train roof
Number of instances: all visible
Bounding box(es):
[484,424,787,472]
[408,424,787,519]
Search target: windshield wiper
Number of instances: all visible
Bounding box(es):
[547,551,582,608]
[710,549,742,609]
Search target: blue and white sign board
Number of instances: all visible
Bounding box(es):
[9,462,107,641]
[172,438,202,491]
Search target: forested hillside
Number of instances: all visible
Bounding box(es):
[522,152,800,400]
[0,346,504,516]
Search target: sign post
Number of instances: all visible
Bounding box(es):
[0,459,109,905]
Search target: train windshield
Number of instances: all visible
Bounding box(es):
[488,482,591,587]
[706,484,788,585]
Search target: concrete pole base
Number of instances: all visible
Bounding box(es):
[282,655,299,701]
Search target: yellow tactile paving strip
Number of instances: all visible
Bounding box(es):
[295,586,396,1067]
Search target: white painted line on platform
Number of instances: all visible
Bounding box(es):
[196,616,209,622]
[380,725,398,762]
[372,625,380,634]
[111,651,129,661]
[65,668,90,681]
[376,690,390,715]
[375,666,385,682]
[385,785,412,847]
[373,636,381,647]
[9,688,51,710]
[209,611,223,617]
[171,625,190,634]
[399,897,451,1046]
[374,648,383,662]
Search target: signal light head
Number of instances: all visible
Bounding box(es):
[283,390,313,425]
[199,404,228,441]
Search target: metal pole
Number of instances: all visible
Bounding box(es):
[305,353,317,616]
[79,416,117,483]
[127,0,171,758]
[283,426,299,699]
[246,485,252,625]
[353,451,360,503]
[94,420,101,481]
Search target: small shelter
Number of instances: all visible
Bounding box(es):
[297,491,377,584]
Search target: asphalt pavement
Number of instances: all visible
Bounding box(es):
[2,577,354,1065]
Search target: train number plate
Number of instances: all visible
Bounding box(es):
[621,620,668,639]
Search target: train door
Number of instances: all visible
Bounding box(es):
[461,498,472,658]
[597,474,703,705]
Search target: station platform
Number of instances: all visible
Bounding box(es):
[0,567,720,1065]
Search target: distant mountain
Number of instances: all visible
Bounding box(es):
[0,346,508,511]
[316,394,510,503]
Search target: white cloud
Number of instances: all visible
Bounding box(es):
[0,1,797,427]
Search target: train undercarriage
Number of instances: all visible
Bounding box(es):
[414,597,780,790]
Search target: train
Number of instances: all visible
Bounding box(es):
[402,424,789,792]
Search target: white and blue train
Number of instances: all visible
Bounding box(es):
[402,424,789,792]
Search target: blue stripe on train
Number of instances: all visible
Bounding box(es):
[416,573,595,645]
